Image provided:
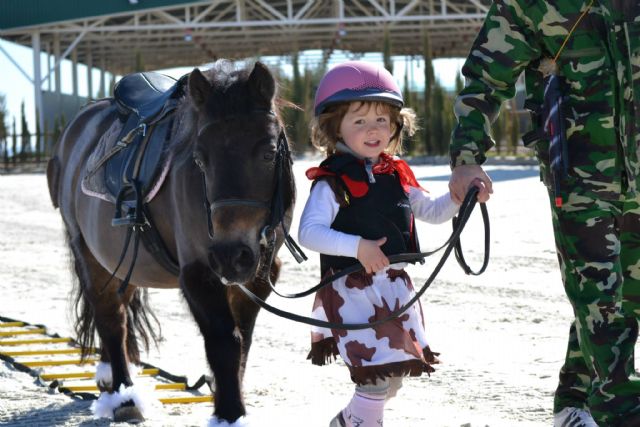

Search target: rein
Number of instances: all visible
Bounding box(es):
[237,186,489,330]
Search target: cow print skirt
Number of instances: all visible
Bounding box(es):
[307,265,439,385]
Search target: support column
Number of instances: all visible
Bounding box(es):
[86,47,93,101]
[99,56,106,98]
[32,32,44,140]
[53,33,61,107]
[46,43,52,91]
[71,48,79,109]
[108,72,115,97]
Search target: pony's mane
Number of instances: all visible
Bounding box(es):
[167,60,287,161]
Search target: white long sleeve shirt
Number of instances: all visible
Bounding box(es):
[298,180,460,258]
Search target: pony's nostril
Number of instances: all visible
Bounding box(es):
[233,246,254,271]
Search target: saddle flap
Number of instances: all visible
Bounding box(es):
[105,117,173,201]
[114,72,179,121]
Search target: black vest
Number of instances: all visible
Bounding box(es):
[313,154,420,275]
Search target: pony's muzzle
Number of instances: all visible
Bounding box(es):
[208,242,257,285]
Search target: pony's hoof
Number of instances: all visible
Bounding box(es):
[113,401,145,424]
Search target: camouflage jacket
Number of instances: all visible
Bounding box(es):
[450,0,640,199]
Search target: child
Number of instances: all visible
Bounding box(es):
[298,60,461,427]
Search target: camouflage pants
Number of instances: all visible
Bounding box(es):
[550,190,640,425]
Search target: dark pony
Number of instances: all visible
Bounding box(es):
[47,60,295,424]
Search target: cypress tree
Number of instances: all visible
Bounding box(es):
[403,66,411,111]
[492,103,506,155]
[402,65,414,154]
[134,51,144,72]
[508,99,520,155]
[0,94,6,167]
[11,118,17,166]
[35,110,41,164]
[422,29,434,155]
[20,102,31,163]
[431,83,445,155]
[455,70,464,93]
[443,92,455,155]
[383,28,393,74]
[291,52,307,151]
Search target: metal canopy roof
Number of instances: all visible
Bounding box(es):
[0,0,490,75]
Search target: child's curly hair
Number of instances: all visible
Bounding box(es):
[310,101,417,156]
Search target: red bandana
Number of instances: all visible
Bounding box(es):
[306,153,425,197]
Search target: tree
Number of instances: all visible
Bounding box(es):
[455,69,464,93]
[508,98,520,155]
[20,101,31,162]
[11,118,17,166]
[52,114,66,150]
[422,29,435,154]
[134,51,145,73]
[492,103,506,155]
[0,94,7,167]
[35,110,41,164]
[431,84,446,155]
[383,28,393,74]
[286,52,307,151]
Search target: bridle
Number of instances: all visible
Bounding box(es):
[196,110,307,269]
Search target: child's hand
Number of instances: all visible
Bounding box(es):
[357,237,390,274]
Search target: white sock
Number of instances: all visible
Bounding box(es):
[343,391,385,427]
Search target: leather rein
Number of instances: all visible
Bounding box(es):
[237,185,489,331]
[197,111,489,331]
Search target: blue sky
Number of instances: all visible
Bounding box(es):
[0,38,464,131]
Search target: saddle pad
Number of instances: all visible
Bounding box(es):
[81,118,173,204]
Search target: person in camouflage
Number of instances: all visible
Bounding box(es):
[448,1,640,426]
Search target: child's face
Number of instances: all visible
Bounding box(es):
[338,102,392,160]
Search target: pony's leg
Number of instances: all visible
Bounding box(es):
[181,261,253,423]
[227,258,281,375]
[69,235,146,422]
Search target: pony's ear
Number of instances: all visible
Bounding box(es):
[248,62,275,106]
[189,68,210,108]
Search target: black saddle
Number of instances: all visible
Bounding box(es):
[91,71,188,278]
[114,72,181,122]
[104,71,187,226]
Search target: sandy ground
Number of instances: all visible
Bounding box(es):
[0,159,579,427]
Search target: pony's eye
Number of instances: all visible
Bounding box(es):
[263,152,275,161]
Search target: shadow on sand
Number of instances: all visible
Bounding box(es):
[1,400,109,427]
[419,166,540,182]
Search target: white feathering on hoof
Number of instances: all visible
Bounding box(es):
[207,415,250,427]
[94,362,112,388]
[94,362,142,389]
[91,383,158,419]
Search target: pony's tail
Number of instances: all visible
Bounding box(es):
[72,269,97,361]
[72,280,162,363]
[125,288,162,364]
[46,155,61,208]
[70,232,161,362]
[69,232,96,361]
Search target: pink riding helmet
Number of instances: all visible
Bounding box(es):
[313,60,403,116]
